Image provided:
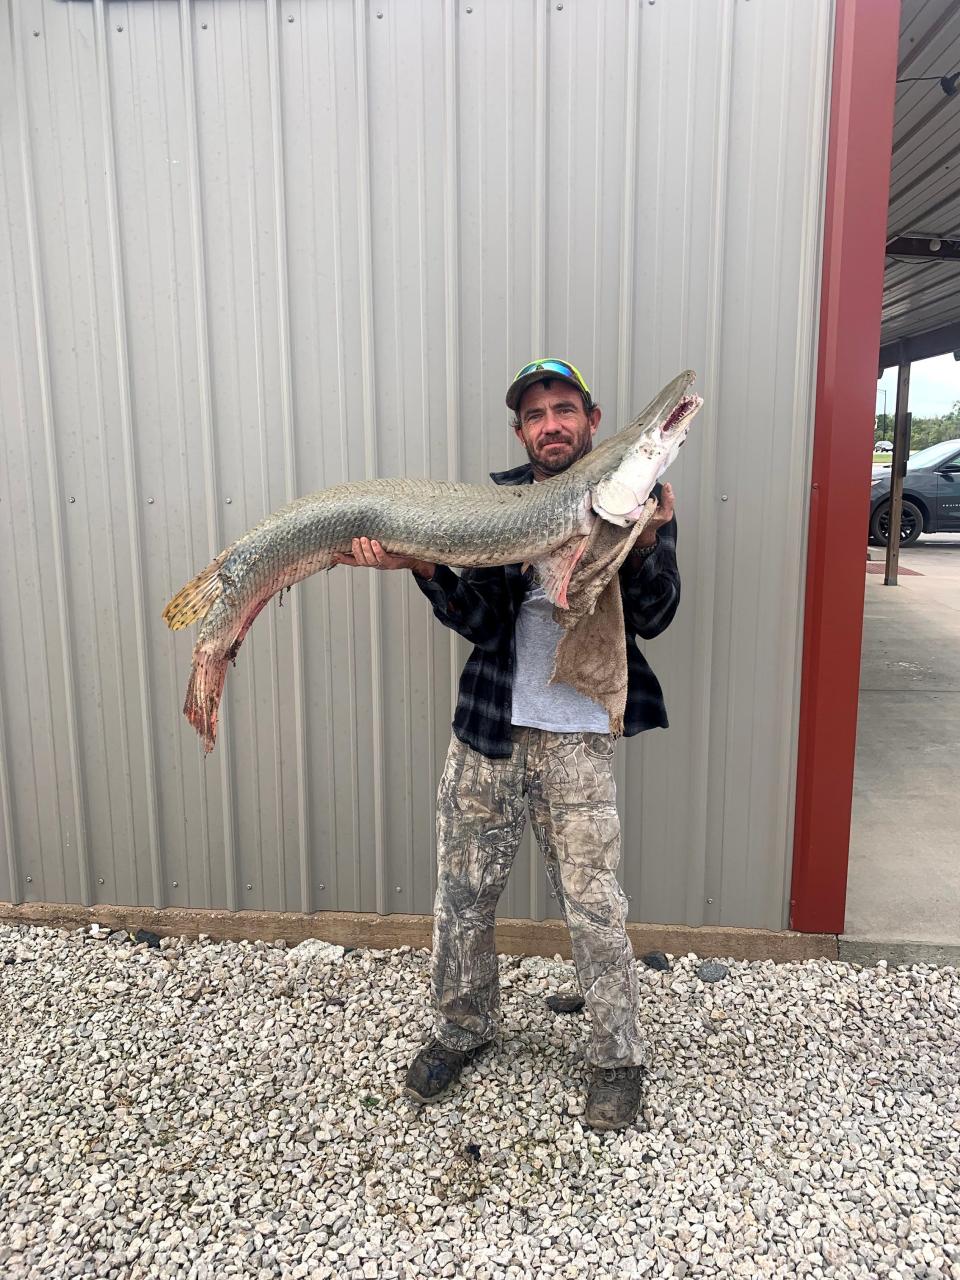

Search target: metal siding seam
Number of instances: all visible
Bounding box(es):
[683,0,732,925]
[0,95,66,903]
[178,0,237,909]
[399,4,429,902]
[748,2,794,924]
[562,4,574,347]
[614,0,641,869]
[352,0,387,915]
[0,319,15,891]
[386,5,413,900]
[478,7,488,480]
[505,12,512,402]
[716,0,765,925]
[0,159,19,886]
[337,4,365,913]
[265,0,310,912]
[441,0,462,725]
[234,1,269,902]
[155,11,212,908]
[321,0,351,910]
[0,666,13,899]
[69,7,135,898]
[615,0,640,525]
[414,0,435,903]
[91,0,164,903]
[9,0,90,901]
[532,0,547,353]
[589,4,604,382]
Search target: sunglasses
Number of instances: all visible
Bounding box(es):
[512,358,592,400]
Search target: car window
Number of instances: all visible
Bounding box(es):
[906,439,960,471]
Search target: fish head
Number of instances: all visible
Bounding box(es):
[592,371,703,526]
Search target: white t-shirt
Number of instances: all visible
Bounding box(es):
[510,576,610,733]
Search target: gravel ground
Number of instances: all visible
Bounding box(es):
[1,923,959,1280]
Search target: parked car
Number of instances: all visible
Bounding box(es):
[874,439,894,453]
[868,438,960,545]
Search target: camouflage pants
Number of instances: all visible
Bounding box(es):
[430,728,650,1068]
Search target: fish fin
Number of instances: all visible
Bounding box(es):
[162,549,229,631]
[183,646,227,754]
[531,536,590,609]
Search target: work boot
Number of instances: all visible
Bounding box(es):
[583,1065,646,1131]
[403,1039,489,1104]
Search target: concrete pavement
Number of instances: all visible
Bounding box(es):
[843,534,960,951]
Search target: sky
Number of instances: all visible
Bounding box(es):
[876,352,960,424]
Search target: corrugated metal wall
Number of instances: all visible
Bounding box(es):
[0,0,832,930]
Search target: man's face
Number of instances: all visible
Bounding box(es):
[513,379,601,479]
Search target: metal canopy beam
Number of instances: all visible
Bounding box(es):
[885,235,960,261]
[878,321,960,371]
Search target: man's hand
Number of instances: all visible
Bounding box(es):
[635,482,675,550]
[331,537,436,580]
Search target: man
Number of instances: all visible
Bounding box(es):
[333,358,679,1131]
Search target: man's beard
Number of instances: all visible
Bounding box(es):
[529,435,593,475]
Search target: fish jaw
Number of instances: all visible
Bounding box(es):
[592,390,703,526]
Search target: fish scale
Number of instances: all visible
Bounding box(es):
[163,370,702,752]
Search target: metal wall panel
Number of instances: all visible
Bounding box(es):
[0,0,832,929]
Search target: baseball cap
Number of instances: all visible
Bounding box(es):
[505,358,592,412]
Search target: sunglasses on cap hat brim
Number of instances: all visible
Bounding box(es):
[506,359,592,411]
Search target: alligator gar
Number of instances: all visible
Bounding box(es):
[163,368,702,752]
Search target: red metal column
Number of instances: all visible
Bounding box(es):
[790,0,902,932]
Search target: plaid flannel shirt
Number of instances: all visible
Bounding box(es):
[413,461,680,758]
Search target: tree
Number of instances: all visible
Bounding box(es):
[875,403,960,449]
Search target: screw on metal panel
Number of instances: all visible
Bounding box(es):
[33,30,40,37]
[98,877,104,885]
[318,883,325,890]
[201,22,208,29]
[68,496,76,503]
[25,876,33,884]
[246,883,253,890]
[720,494,728,502]
[225,497,232,504]
[116,25,124,32]
[376,10,383,16]
[556,3,563,8]
[172,881,179,888]
[707,897,714,904]
[147,497,155,504]
[288,14,295,21]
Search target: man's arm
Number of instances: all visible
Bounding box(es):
[620,483,681,639]
[332,537,512,652]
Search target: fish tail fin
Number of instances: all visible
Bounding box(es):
[162,550,229,631]
[183,645,228,754]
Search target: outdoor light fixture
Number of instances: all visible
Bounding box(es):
[895,71,960,97]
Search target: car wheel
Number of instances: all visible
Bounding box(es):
[869,498,924,547]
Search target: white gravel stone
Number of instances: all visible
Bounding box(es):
[0,925,958,1278]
